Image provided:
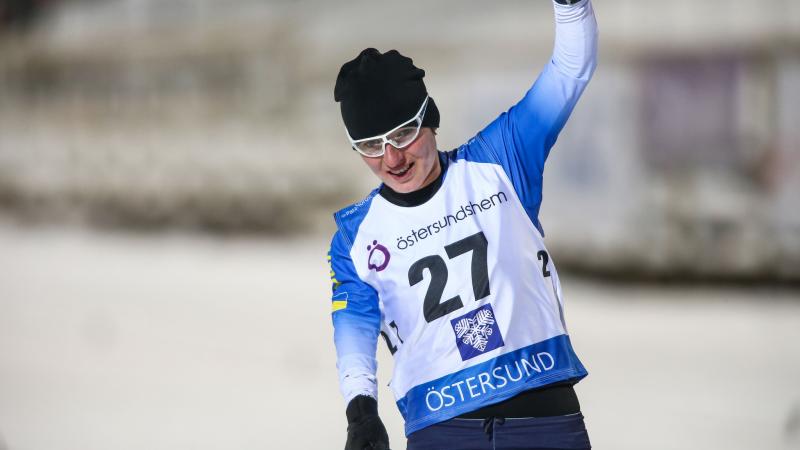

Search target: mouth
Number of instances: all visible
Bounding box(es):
[387,162,415,181]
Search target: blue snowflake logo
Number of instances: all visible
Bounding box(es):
[450,304,504,361]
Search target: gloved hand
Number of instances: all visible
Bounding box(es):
[345,395,390,450]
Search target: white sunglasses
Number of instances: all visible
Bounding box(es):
[346,96,429,158]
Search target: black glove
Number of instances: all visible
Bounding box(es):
[345,395,390,450]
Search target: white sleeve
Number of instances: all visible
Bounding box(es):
[552,0,598,82]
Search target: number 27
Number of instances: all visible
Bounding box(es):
[408,231,490,323]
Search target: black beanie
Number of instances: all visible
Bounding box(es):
[334,48,440,140]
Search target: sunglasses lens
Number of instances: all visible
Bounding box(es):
[354,138,385,157]
[386,124,420,149]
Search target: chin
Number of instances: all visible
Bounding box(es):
[386,179,420,193]
[387,183,412,193]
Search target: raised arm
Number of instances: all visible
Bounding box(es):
[553,0,598,82]
[464,0,598,235]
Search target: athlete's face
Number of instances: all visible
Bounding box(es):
[361,127,441,194]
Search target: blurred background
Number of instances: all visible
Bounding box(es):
[1,0,798,449]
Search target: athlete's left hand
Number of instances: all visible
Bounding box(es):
[344,395,390,450]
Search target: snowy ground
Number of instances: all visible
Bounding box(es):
[1,224,798,450]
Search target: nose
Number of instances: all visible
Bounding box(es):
[383,144,405,168]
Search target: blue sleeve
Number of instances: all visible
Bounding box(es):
[460,0,598,235]
[329,229,381,404]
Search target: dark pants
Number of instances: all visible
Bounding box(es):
[406,413,591,450]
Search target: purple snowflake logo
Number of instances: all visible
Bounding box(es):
[367,240,390,272]
[451,304,504,361]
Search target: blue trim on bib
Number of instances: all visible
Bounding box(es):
[396,334,587,436]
